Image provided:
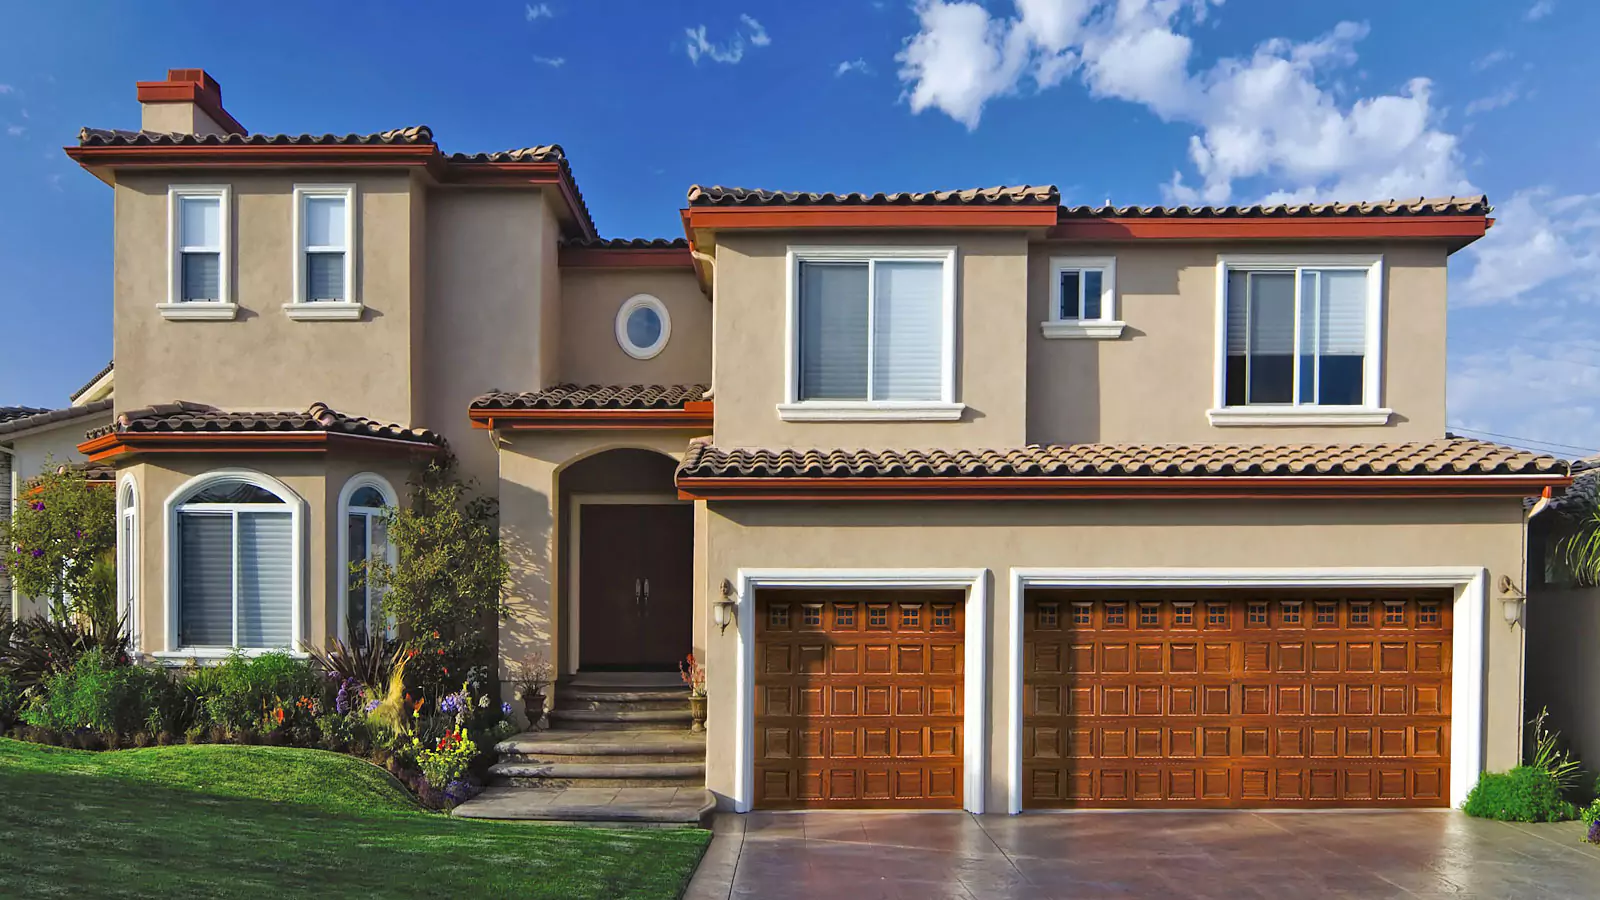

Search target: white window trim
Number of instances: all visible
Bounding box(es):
[1042,255,1124,339]
[780,245,963,422]
[117,475,139,652]
[728,567,989,814]
[336,473,399,642]
[161,469,305,655]
[1005,567,1486,813]
[162,185,236,320]
[286,184,361,320]
[615,293,672,360]
[1210,253,1388,426]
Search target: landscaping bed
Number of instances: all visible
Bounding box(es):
[0,738,710,899]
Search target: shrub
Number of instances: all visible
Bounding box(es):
[184,652,325,733]
[303,628,404,691]
[1528,708,1583,795]
[1463,766,1577,822]
[21,652,183,735]
[1582,799,1600,844]
[0,669,20,729]
[0,615,129,693]
[0,463,116,622]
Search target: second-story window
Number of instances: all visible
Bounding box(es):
[288,185,360,319]
[1043,256,1123,339]
[164,185,233,318]
[782,246,960,421]
[1213,254,1385,425]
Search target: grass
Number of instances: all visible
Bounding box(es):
[0,738,709,899]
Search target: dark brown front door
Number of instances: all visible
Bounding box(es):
[578,503,693,670]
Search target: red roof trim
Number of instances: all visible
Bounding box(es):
[78,431,443,463]
[469,402,713,432]
[1046,215,1490,244]
[684,205,1060,231]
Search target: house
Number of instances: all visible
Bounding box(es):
[1,363,116,620]
[66,68,1570,816]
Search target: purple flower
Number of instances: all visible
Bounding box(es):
[73,529,83,539]
[1588,819,1600,845]
[439,693,463,715]
[364,699,380,714]
[501,702,514,718]
[335,678,360,715]
[30,501,43,511]
[31,549,43,558]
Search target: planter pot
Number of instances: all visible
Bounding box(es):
[688,694,707,733]
[523,690,547,730]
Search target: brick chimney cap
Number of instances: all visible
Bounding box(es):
[165,68,221,97]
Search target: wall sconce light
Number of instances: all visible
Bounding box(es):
[1498,574,1525,627]
[714,579,739,634]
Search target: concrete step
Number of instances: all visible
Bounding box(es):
[496,730,706,759]
[565,671,683,689]
[490,761,706,788]
[559,696,689,713]
[549,708,693,731]
[453,785,715,826]
[562,688,689,703]
[501,750,700,765]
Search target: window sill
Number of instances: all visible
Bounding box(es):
[776,402,966,422]
[1039,320,1126,339]
[157,302,238,321]
[150,649,308,666]
[284,302,363,321]
[1207,407,1393,426]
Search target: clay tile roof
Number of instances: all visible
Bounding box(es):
[1057,195,1491,219]
[76,125,435,147]
[445,144,566,163]
[0,406,51,425]
[471,384,709,411]
[559,237,690,250]
[0,400,114,438]
[1546,457,1600,517]
[69,359,114,403]
[85,400,443,445]
[686,184,1060,207]
[677,439,1562,480]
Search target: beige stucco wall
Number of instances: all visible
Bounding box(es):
[711,231,1030,450]
[7,414,112,619]
[1526,583,1600,770]
[113,172,422,427]
[140,102,229,137]
[698,498,1527,812]
[1026,242,1450,444]
[558,269,712,386]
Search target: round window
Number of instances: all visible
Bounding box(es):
[615,294,671,359]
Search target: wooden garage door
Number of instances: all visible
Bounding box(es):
[1023,591,1451,808]
[755,589,964,809]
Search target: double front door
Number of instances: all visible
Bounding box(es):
[577,502,693,671]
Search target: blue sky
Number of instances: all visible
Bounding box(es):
[1,0,1596,457]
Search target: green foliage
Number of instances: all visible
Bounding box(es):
[1560,503,1600,586]
[183,653,325,733]
[21,653,184,735]
[362,457,510,698]
[414,729,477,788]
[1462,766,1577,822]
[0,463,116,620]
[302,628,404,690]
[1528,707,1583,795]
[0,669,20,729]
[0,614,129,694]
[1583,798,1600,828]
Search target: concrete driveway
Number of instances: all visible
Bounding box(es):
[684,810,1600,899]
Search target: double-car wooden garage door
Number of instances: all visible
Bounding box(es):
[1024,590,1452,808]
[754,589,964,809]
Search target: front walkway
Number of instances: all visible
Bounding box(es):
[685,809,1600,899]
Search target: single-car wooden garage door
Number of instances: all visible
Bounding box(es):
[1023,590,1451,808]
[755,589,964,809]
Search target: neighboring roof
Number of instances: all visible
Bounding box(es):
[0,400,114,439]
[472,384,709,411]
[86,400,441,444]
[560,237,689,250]
[676,439,1567,500]
[687,185,1059,207]
[1545,457,1600,518]
[69,359,115,405]
[0,406,50,425]
[77,125,434,147]
[1055,196,1491,219]
[447,144,566,163]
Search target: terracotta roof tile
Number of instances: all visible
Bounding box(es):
[446,144,566,163]
[677,439,1561,480]
[0,406,50,425]
[472,384,709,411]
[86,401,443,445]
[686,185,1060,207]
[0,400,113,438]
[69,360,114,403]
[1057,195,1490,219]
[77,125,434,147]
[1547,457,1600,517]
[559,237,689,250]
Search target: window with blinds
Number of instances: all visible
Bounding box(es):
[176,481,294,650]
[300,192,348,302]
[797,257,946,402]
[1224,265,1369,407]
[344,484,390,638]
[178,194,223,302]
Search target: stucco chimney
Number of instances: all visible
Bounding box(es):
[136,68,246,136]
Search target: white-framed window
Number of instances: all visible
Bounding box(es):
[162,185,236,320]
[779,245,962,421]
[118,475,139,649]
[1042,256,1123,339]
[1210,254,1389,426]
[286,184,361,320]
[337,474,398,641]
[160,470,304,656]
[615,294,672,360]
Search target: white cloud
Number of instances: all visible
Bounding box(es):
[1526,0,1555,21]
[0,85,14,96]
[1457,189,1600,309]
[533,55,565,68]
[741,14,771,47]
[896,1,1470,204]
[837,59,872,77]
[5,124,22,137]
[1464,85,1521,116]
[1472,49,1512,71]
[525,3,552,22]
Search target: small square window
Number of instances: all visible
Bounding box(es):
[932,606,954,628]
[1314,602,1337,626]
[900,604,921,628]
[1071,603,1091,626]
[868,605,890,628]
[1349,602,1371,626]
[1384,602,1406,626]
[1417,602,1441,626]
[1247,603,1269,626]
[768,604,790,629]
[801,604,823,627]
[835,604,856,628]
[1138,604,1160,628]
[1173,604,1194,627]
[1038,602,1060,629]
[1105,603,1127,627]
[1280,601,1302,626]
[1206,604,1228,627]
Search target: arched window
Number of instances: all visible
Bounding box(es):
[338,474,397,640]
[166,471,302,651]
[117,476,139,648]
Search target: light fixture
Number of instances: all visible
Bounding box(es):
[1498,574,1525,627]
[714,578,739,634]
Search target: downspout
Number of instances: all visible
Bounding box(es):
[0,443,15,623]
[692,246,717,402]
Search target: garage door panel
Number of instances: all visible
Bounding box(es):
[1024,591,1451,809]
[755,589,965,810]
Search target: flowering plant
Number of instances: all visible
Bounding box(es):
[415,727,478,789]
[680,653,706,697]
[1583,799,1600,845]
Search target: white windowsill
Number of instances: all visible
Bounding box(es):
[1040,320,1126,339]
[150,648,309,666]
[157,302,238,321]
[284,302,364,321]
[776,402,966,422]
[1207,407,1393,426]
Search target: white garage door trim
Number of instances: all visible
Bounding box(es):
[731,568,990,814]
[1006,567,1487,814]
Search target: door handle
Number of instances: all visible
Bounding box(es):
[634,578,643,616]
[642,578,651,615]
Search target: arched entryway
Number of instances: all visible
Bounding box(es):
[558,448,692,674]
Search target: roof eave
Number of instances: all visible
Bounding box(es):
[469,402,713,432]
[78,430,444,463]
[1046,214,1492,252]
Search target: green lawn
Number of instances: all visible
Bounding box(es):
[0,738,709,899]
